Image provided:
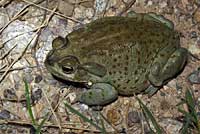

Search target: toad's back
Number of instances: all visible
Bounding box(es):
[66,15,180,95]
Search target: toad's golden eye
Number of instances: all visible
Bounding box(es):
[58,55,80,74]
[62,66,74,74]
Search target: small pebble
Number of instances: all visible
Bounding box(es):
[193,8,200,23]
[119,128,126,134]
[58,0,74,16]
[188,68,200,84]
[31,88,42,103]
[34,75,43,83]
[160,91,166,96]
[80,0,94,8]
[3,88,17,100]
[160,100,171,110]
[127,111,141,127]
[195,0,200,6]
[0,110,11,119]
[106,108,122,125]
[20,94,33,107]
[190,31,198,38]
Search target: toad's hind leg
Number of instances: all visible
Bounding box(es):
[78,83,118,106]
[148,48,188,87]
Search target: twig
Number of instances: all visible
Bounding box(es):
[0,6,54,83]
[43,86,62,130]
[74,0,93,5]
[0,31,31,49]
[1,5,62,129]
[21,0,83,24]
[0,66,37,74]
[117,0,136,16]
[31,0,49,76]
[0,35,35,83]
[0,119,103,133]
[0,23,50,49]
[36,6,62,130]
[99,112,119,133]
[0,4,30,34]
[0,98,26,102]
[0,44,17,60]
[0,64,7,70]
[102,0,110,17]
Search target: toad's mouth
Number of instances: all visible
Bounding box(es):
[45,54,81,82]
[50,62,89,83]
[45,53,103,85]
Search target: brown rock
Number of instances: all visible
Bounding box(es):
[106,108,122,125]
[79,0,94,8]
[58,0,75,16]
[193,7,200,23]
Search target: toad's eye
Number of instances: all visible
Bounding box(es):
[59,55,80,74]
[62,66,74,74]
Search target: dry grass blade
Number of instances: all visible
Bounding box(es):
[0,64,7,70]
[0,24,43,83]
[0,119,103,132]
[0,4,30,34]
[0,44,17,60]
[42,86,62,130]
[36,6,62,130]
[0,66,37,74]
[64,102,106,133]
[1,4,62,131]
[22,0,83,24]
[118,0,136,16]
[0,29,38,49]
[102,0,110,17]
[0,34,36,83]
[99,112,119,133]
[24,80,50,134]
[0,3,56,83]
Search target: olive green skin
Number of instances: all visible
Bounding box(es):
[45,13,188,106]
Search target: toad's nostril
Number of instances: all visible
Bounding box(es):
[52,36,68,49]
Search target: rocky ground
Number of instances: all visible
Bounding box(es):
[0,0,200,133]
